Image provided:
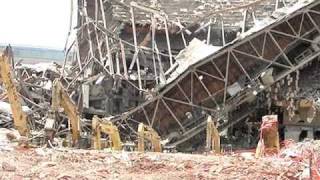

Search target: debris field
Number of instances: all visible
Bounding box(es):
[0,140,318,180]
[1,0,320,179]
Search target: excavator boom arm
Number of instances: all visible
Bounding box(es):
[52,79,80,145]
[0,47,28,136]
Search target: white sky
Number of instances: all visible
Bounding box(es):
[0,0,71,50]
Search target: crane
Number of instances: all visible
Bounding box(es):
[91,116,122,150]
[137,123,162,152]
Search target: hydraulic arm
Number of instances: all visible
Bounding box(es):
[206,115,220,153]
[92,116,122,150]
[255,115,280,158]
[138,123,162,152]
[51,79,80,145]
[0,46,28,136]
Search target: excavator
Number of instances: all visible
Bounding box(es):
[48,80,124,149]
[137,123,162,152]
[47,79,163,152]
[91,116,122,150]
[206,115,220,153]
[48,79,81,146]
[0,46,28,136]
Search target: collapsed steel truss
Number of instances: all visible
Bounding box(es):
[110,0,320,146]
[72,0,296,91]
[67,0,320,147]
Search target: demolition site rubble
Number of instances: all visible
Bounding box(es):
[0,138,319,179]
[1,0,320,179]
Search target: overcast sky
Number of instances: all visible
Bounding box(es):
[0,0,71,50]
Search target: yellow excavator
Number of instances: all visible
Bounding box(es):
[0,46,28,136]
[206,115,220,153]
[137,123,162,152]
[50,79,81,146]
[91,116,122,150]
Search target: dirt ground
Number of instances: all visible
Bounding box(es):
[0,144,311,180]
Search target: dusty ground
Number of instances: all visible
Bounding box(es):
[0,145,310,180]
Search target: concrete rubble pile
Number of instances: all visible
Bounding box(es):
[0,138,319,179]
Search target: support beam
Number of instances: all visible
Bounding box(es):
[164,17,173,66]
[130,6,142,90]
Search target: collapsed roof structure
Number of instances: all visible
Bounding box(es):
[3,1,320,178]
[62,0,320,150]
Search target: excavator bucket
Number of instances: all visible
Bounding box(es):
[91,116,122,151]
[137,123,162,152]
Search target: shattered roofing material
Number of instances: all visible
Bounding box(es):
[165,39,221,85]
[0,101,31,115]
[163,0,317,87]
[112,0,297,27]
[16,62,61,73]
[238,0,317,39]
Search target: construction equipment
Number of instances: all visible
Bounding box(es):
[0,46,28,136]
[51,79,80,145]
[206,115,220,153]
[137,123,162,152]
[255,115,280,158]
[91,116,122,150]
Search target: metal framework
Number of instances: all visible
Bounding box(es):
[110,0,320,146]
[64,0,320,147]
[69,0,296,91]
